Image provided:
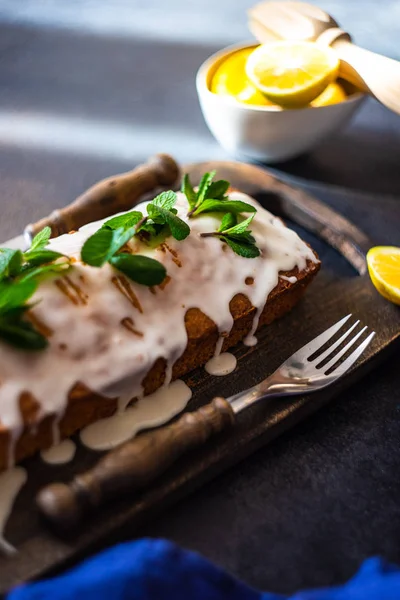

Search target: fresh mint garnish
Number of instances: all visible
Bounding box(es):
[146,191,190,241]
[192,198,256,217]
[152,190,177,211]
[0,227,71,350]
[81,190,190,283]
[22,249,65,267]
[0,310,48,350]
[147,203,190,241]
[29,226,52,251]
[103,211,143,231]
[0,279,38,312]
[201,212,260,258]
[196,170,217,206]
[205,179,230,201]
[182,171,255,220]
[0,249,23,279]
[81,226,139,268]
[221,214,256,236]
[110,254,166,286]
[218,213,237,232]
[181,174,198,211]
[222,236,260,258]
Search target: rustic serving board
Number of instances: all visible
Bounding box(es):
[0,161,399,594]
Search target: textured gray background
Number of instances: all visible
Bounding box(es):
[0,0,400,595]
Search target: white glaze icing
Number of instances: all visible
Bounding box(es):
[280,275,298,284]
[80,379,192,451]
[40,439,76,465]
[205,352,237,376]
[0,467,27,555]
[0,191,318,464]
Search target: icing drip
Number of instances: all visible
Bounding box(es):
[205,352,237,376]
[280,275,298,284]
[0,467,27,555]
[41,439,76,465]
[0,191,318,464]
[80,379,192,451]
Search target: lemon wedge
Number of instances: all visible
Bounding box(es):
[367,246,400,305]
[211,48,274,106]
[311,81,347,107]
[246,41,340,108]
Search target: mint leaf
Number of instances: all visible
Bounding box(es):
[110,253,167,286]
[218,213,237,233]
[193,199,257,216]
[0,316,48,350]
[146,203,165,224]
[147,204,190,241]
[30,226,52,251]
[0,279,38,313]
[81,227,117,267]
[222,237,260,258]
[196,170,216,206]
[23,249,65,266]
[103,211,143,231]
[222,214,255,235]
[181,174,197,210]
[0,249,23,280]
[228,231,256,244]
[19,260,70,282]
[205,180,229,200]
[152,190,177,211]
[110,226,137,254]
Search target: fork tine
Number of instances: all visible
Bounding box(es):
[295,314,352,360]
[325,331,376,376]
[310,320,360,364]
[319,326,368,372]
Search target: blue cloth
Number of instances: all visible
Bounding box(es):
[8,539,400,600]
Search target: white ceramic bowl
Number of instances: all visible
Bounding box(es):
[196,42,366,163]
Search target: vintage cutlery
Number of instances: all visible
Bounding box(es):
[37,314,375,530]
[248,1,400,115]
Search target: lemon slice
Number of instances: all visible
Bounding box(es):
[211,48,274,106]
[367,246,400,305]
[246,41,340,108]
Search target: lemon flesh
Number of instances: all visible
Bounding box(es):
[211,48,274,106]
[311,82,347,107]
[367,246,400,305]
[245,41,340,108]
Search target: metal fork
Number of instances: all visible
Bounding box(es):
[37,314,375,530]
[230,314,375,413]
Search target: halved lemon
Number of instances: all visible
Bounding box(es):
[246,41,340,108]
[367,246,400,305]
[211,48,274,106]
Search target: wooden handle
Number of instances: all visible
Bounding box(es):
[24,153,180,243]
[332,39,400,115]
[36,397,235,531]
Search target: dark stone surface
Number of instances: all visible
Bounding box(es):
[0,7,399,595]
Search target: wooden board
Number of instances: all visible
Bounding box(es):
[1,162,399,594]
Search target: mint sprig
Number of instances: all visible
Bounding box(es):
[184,170,230,217]
[82,190,190,284]
[146,191,190,241]
[182,171,256,220]
[201,213,260,258]
[0,227,71,350]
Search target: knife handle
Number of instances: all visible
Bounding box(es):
[36,397,235,531]
[24,153,180,245]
